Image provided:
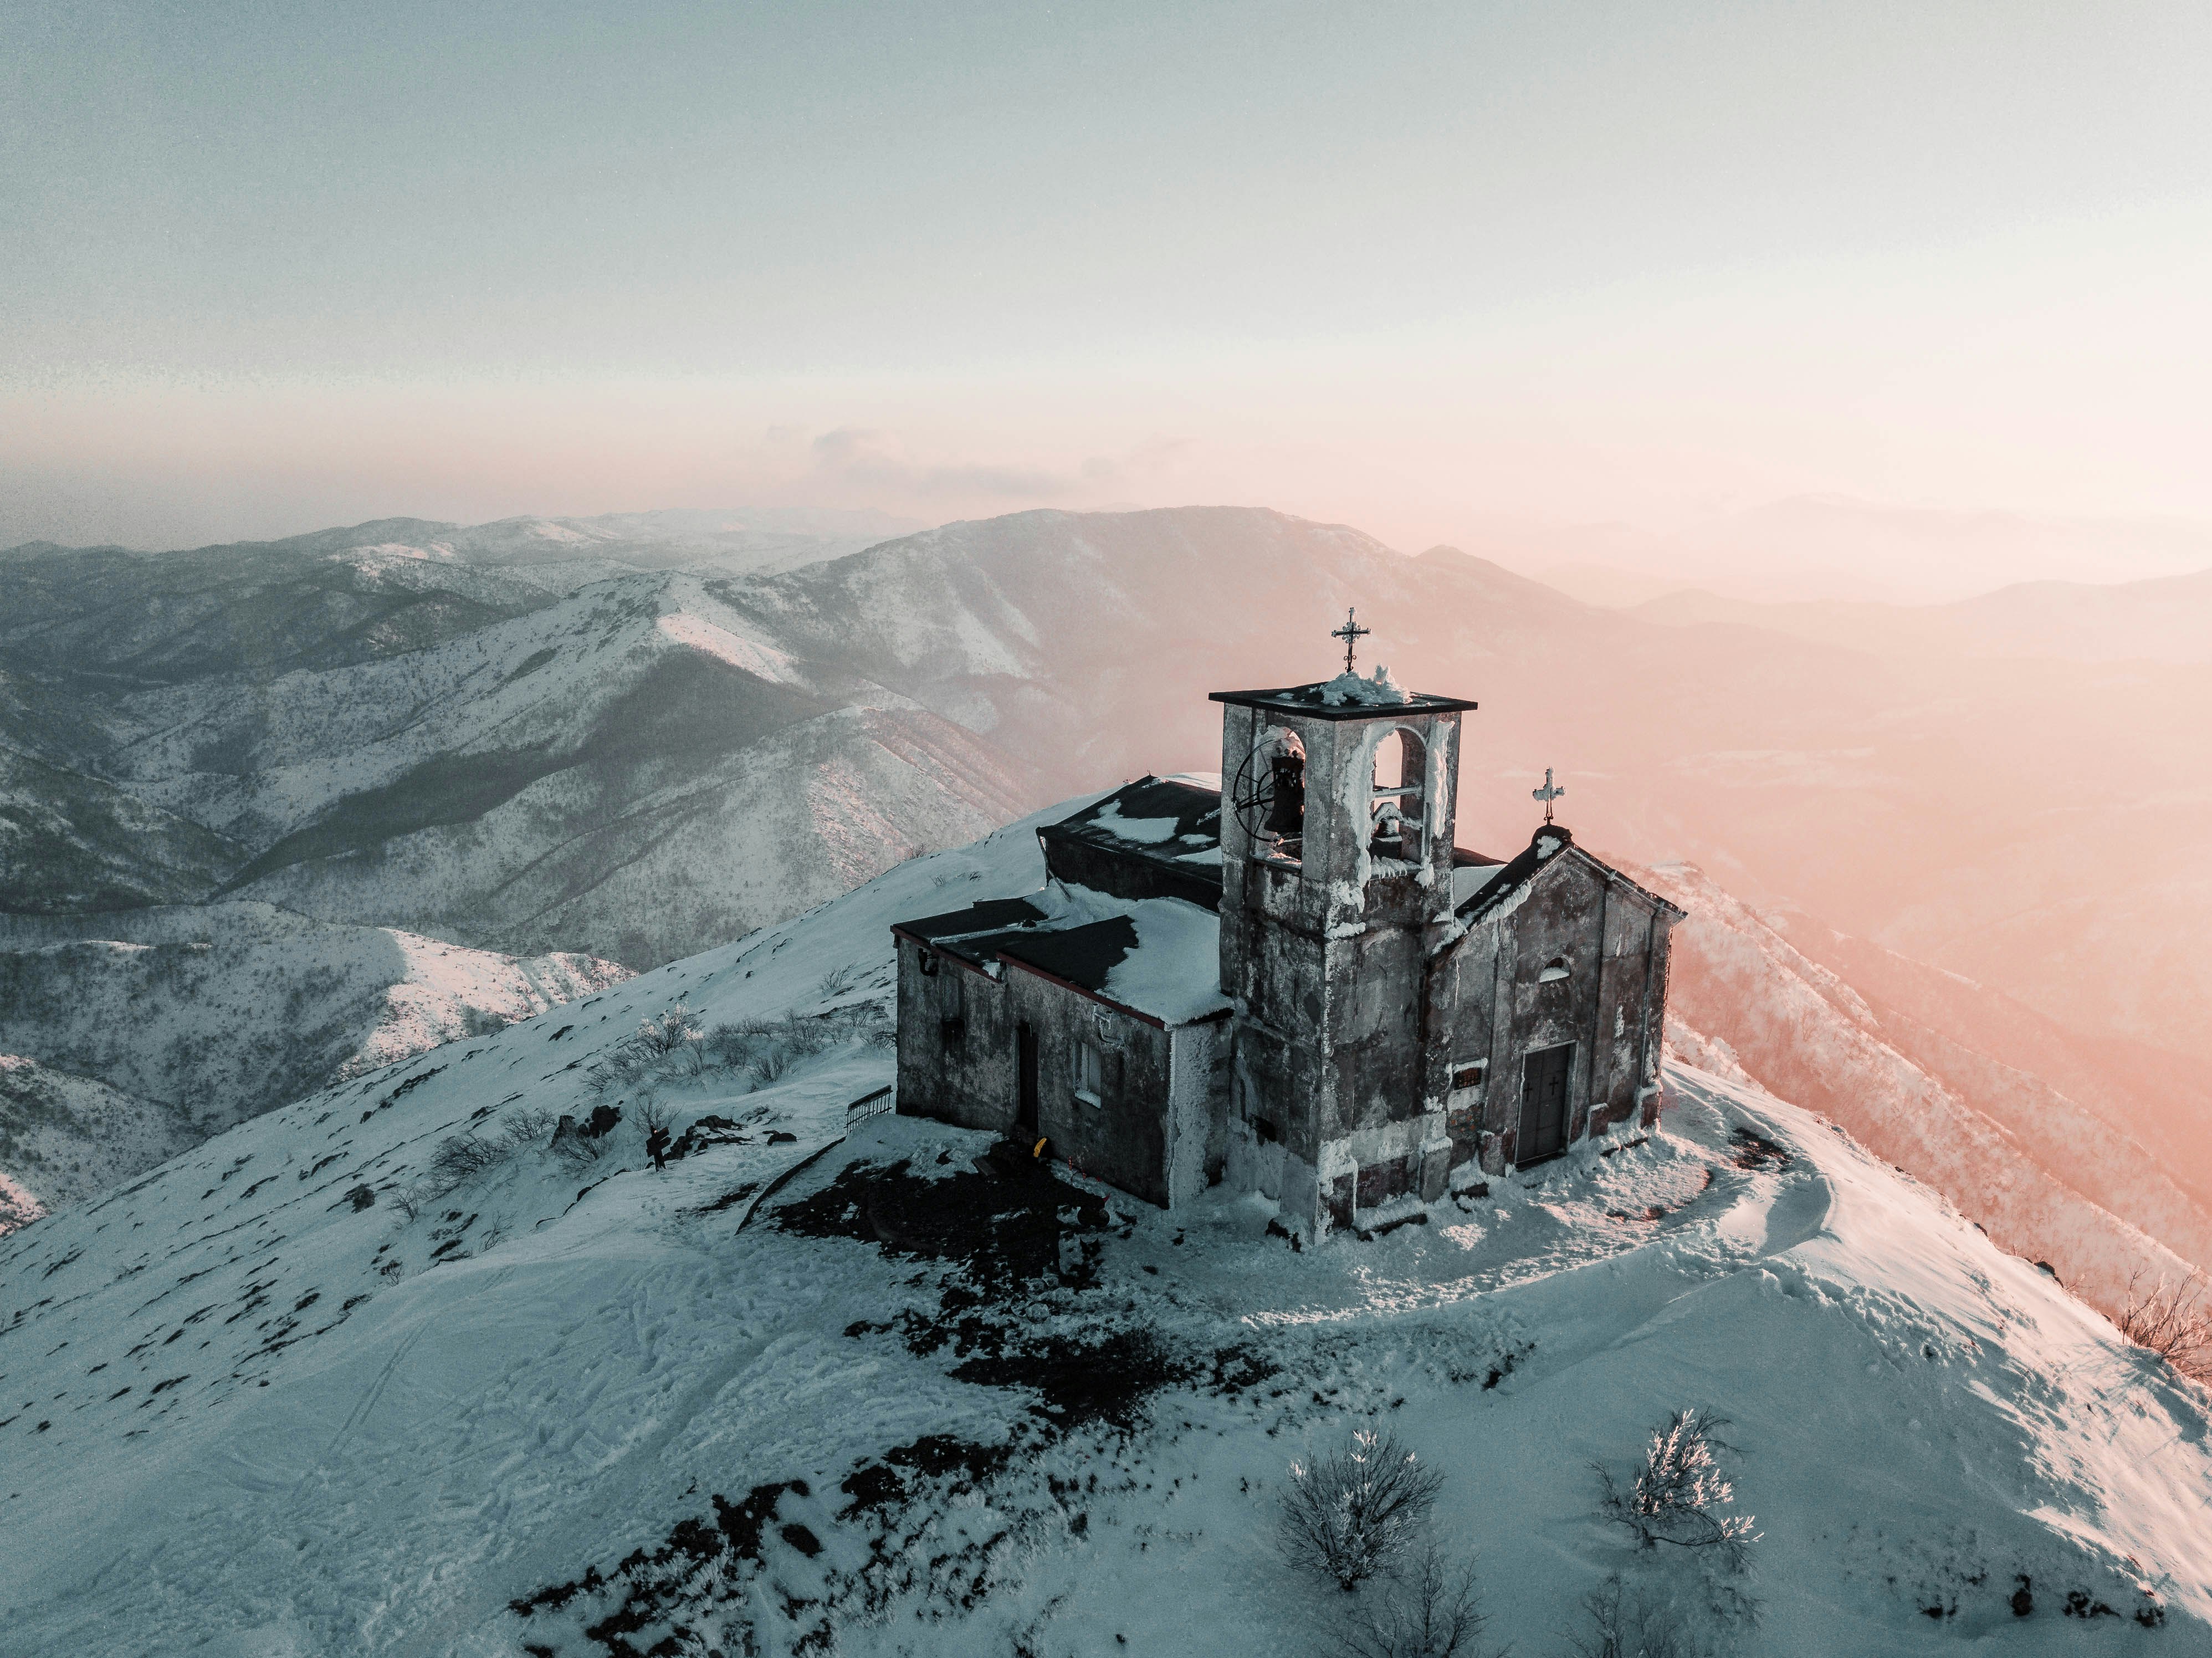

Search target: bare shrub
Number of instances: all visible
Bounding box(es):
[551,1132,606,1172]
[2117,1268,2212,1380]
[705,1019,771,1070]
[705,1011,864,1086]
[1596,1409,1758,1569]
[1280,1426,1444,1592]
[780,1015,834,1058]
[1561,1576,1691,1658]
[1335,1543,1492,1658]
[499,1108,559,1152]
[818,963,858,999]
[428,1132,508,1192]
[581,1056,631,1098]
[636,1096,674,1138]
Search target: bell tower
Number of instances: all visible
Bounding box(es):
[1211,625,1477,1237]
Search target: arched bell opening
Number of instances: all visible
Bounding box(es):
[1367,724,1428,865]
[1231,725,1307,868]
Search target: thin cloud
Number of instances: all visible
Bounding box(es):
[810,429,1070,499]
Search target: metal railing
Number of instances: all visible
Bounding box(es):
[844,1084,894,1125]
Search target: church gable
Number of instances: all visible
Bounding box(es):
[1437,826,1683,1174]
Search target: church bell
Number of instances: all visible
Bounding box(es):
[1266,753,1306,835]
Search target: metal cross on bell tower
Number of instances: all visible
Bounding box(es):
[1532,767,1565,825]
[1330,606,1371,674]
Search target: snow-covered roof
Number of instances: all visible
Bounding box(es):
[1455,825,1688,925]
[895,881,1231,1028]
[1209,682,1478,721]
[1449,848,1509,909]
[889,894,1051,946]
[1036,775,1223,908]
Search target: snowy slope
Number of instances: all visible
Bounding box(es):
[1647,861,2212,1314]
[0,1055,194,1227]
[0,743,244,910]
[1,536,1035,1145]
[0,903,628,1222]
[2,807,2206,1656]
[51,567,1038,970]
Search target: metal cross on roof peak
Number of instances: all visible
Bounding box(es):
[1532,766,1566,825]
[1331,607,1371,675]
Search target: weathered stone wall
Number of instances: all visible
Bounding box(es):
[1008,971,1175,1207]
[1165,1017,1231,1207]
[1436,856,1677,1172]
[893,938,1017,1133]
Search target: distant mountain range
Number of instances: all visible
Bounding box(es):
[1515,493,2212,605]
[5,504,2209,1254]
[1627,565,2212,664]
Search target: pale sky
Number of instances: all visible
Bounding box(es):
[4,1,2210,555]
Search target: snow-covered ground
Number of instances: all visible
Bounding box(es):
[2,810,2206,1655]
[1648,862,2212,1314]
[0,1053,194,1227]
[0,902,629,1222]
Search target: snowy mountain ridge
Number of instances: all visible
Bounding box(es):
[1650,864,2212,1317]
[1,804,2206,1654]
[0,903,629,1225]
[1,525,1040,1200]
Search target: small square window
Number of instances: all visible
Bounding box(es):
[1074,1041,1104,1105]
[1451,1060,1487,1091]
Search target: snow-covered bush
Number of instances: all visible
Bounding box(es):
[1334,1542,1492,1658]
[2118,1269,2212,1381]
[1596,1409,1758,1569]
[633,1002,703,1072]
[1279,1426,1443,1592]
[583,1003,705,1096]
[1561,1575,1691,1658]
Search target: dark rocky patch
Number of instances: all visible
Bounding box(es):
[772,1156,1107,1295]
[1728,1127,1792,1170]
[689,1180,760,1216]
[667,1114,747,1163]
[949,1328,1195,1434]
[838,1435,1015,1517]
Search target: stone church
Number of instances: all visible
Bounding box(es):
[890,642,1684,1240]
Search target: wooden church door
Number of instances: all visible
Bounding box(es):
[1518,1043,1573,1165]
